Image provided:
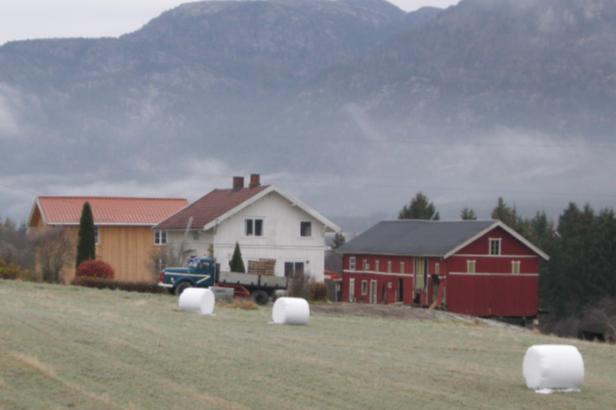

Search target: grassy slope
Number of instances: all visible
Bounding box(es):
[1,281,615,410]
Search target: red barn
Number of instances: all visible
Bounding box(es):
[339,220,549,318]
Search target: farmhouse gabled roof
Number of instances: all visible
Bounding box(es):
[155,185,340,233]
[30,196,189,226]
[339,220,549,260]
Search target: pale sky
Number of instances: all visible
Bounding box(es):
[0,0,460,45]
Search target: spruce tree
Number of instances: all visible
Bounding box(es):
[76,202,96,268]
[460,207,477,220]
[229,242,246,273]
[399,192,440,220]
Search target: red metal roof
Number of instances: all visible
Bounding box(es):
[36,196,188,226]
[155,186,269,230]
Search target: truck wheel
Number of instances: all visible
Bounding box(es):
[252,290,269,306]
[175,282,192,296]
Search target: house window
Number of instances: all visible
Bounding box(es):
[512,261,521,274]
[375,260,381,272]
[387,260,392,273]
[489,238,502,255]
[191,231,200,241]
[94,226,100,245]
[245,219,264,236]
[300,221,312,237]
[361,280,368,296]
[467,260,476,274]
[363,258,370,271]
[349,278,355,302]
[349,256,356,271]
[435,263,440,275]
[400,261,405,274]
[284,262,304,278]
[154,230,167,245]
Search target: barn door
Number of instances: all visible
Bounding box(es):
[370,280,378,304]
[414,258,428,305]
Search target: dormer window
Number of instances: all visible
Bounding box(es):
[489,238,501,255]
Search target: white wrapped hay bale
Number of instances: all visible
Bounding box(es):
[272,297,310,325]
[522,345,584,393]
[178,288,215,315]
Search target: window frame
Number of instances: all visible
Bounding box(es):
[154,229,167,246]
[245,218,264,237]
[511,260,521,274]
[363,258,370,271]
[466,260,476,274]
[349,256,356,271]
[361,280,368,296]
[375,260,380,272]
[349,278,355,302]
[387,260,392,273]
[94,226,100,245]
[300,221,312,237]
[489,238,502,256]
[400,261,405,274]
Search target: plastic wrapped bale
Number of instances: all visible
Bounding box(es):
[178,288,215,315]
[272,297,310,325]
[522,345,585,393]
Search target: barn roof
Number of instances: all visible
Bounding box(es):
[339,220,549,260]
[30,196,188,226]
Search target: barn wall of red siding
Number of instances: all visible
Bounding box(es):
[446,274,538,317]
[457,226,536,256]
[447,256,539,274]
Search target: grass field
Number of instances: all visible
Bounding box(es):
[1,281,615,409]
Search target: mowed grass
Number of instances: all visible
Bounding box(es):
[1,281,615,410]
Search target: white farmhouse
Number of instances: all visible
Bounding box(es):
[155,174,340,282]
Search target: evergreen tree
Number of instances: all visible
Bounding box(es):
[76,202,96,268]
[399,192,440,220]
[229,242,246,273]
[460,207,477,220]
[491,197,518,227]
[332,232,346,249]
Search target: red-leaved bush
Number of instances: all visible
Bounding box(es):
[77,260,114,280]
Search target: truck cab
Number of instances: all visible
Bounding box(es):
[158,256,217,295]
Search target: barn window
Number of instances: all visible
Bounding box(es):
[349,256,356,271]
[489,238,502,255]
[400,261,405,274]
[435,263,440,275]
[361,280,368,296]
[466,260,476,273]
[375,260,381,272]
[512,261,521,274]
[300,221,312,237]
[363,259,370,271]
[154,230,167,245]
[387,260,392,273]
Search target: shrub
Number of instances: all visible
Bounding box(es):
[288,271,311,299]
[77,260,115,280]
[72,277,164,293]
[0,260,38,282]
[309,282,328,302]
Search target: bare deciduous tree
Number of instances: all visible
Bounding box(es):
[34,228,74,283]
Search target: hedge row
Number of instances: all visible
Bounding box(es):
[72,277,165,294]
